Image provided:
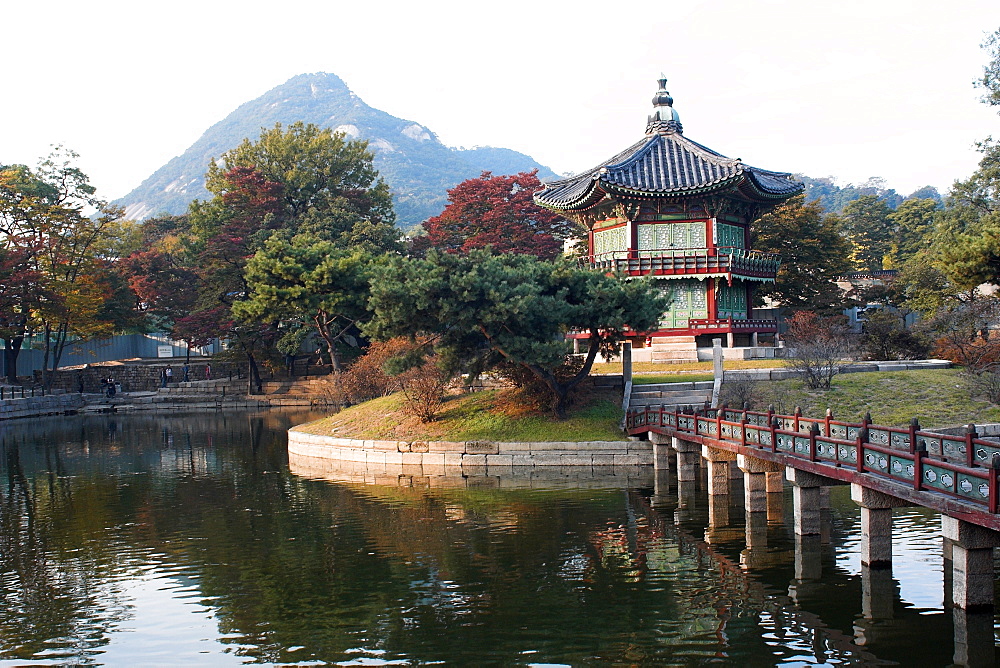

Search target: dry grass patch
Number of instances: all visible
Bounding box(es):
[296,386,625,442]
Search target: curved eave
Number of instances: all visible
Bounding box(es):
[534,179,608,211]
[740,169,805,201]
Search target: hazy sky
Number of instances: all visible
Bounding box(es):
[4,0,999,203]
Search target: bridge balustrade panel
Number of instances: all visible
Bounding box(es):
[626,404,1000,516]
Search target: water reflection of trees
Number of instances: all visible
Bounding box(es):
[0,438,131,663]
[0,411,965,665]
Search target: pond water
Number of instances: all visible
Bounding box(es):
[0,411,997,666]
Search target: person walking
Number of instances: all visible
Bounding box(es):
[204,363,212,380]
[165,366,173,386]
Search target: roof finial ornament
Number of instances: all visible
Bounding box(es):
[646,73,683,136]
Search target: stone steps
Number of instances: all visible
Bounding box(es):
[629,381,713,409]
[649,335,699,362]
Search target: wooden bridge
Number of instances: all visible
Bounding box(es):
[625,403,1000,612]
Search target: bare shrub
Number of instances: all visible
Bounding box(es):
[927,300,1000,373]
[967,371,1000,404]
[719,377,763,410]
[784,311,856,390]
[333,338,415,405]
[859,309,929,360]
[398,356,452,422]
[719,377,788,414]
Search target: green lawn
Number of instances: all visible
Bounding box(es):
[296,368,998,442]
[295,388,626,442]
[731,368,1000,428]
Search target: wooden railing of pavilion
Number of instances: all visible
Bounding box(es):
[588,247,780,279]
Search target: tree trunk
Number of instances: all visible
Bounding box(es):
[3,337,23,384]
[314,316,342,373]
[247,355,263,394]
[511,331,604,419]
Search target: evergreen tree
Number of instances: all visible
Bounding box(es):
[840,195,894,271]
[750,195,853,314]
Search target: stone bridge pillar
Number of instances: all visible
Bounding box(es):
[786,468,845,536]
[672,437,700,483]
[649,431,672,472]
[702,445,736,497]
[942,516,1000,611]
[851,484,912,568]
[737,454,783,513]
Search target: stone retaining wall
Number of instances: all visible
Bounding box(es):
[0,393,85,420]
[287,429,652,468]
[288,450,654,489]
[724,359,951,382]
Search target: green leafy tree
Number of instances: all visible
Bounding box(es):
[234,234,377,372]
[366,250,668,417]
[887,198,938,266]
[185,123,399,389]
[204,121,399,252]
[750,195,853,314]
[977,27,1000,110]
[840,195,894,271]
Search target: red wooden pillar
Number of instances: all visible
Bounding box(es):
[707,278,718,322]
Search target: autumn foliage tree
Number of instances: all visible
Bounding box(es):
[0,149,134,387]
[418,170,577,259]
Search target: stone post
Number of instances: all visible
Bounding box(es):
[702,444,735,497]
[650,431,672,472]
[851,484,911,569]
[711,338,723,408]
[738,454,783,513]
[786,468,828,536]
[942,515,1000,611]
[673,436,700,483]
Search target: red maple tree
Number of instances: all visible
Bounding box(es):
[420,170,575,259]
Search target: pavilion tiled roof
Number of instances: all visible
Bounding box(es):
[534,77,803,211]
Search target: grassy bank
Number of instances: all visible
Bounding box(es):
[734,368,1000,428]
[294,368,998,443]
[296,388,625,442]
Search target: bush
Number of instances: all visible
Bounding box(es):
[859,310,930,360]
[926,300,1000,373]
[326,338,413,405]
[784,311,856,389]
[967,370,1000,404]
[719,377,789,414]
[397,355,452,422]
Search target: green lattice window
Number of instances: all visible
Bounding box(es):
[715,223,745,251]
[716,281,748,319]
[637,222,706,252]
[660,279,708,328]
[593,225,627,258]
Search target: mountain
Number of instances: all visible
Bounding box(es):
[115,73,557,229]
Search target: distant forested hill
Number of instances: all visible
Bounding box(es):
[114,73,557,229]
[797,175,943,213]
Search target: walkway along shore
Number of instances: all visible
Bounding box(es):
[0,377,334,421]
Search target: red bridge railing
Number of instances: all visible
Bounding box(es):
[626,405,1000,513]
